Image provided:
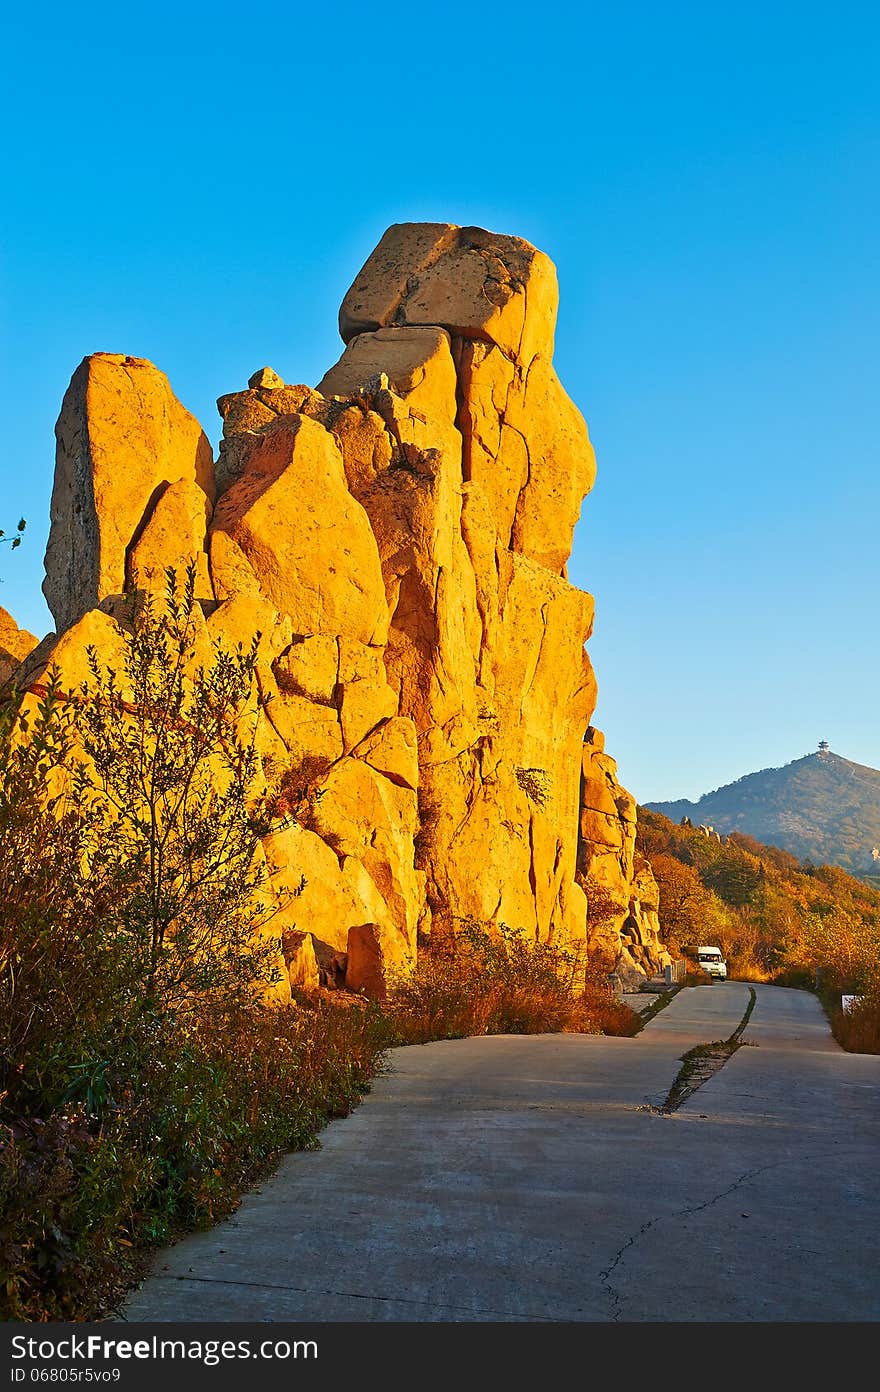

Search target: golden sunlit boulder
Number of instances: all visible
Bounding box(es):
[319,326,458,424]
[45,354,215,635]
[210,416,388,646]
[208,529,263,602]
[338,222,558,364]
[345,924,387,999]
[263,818,411,978]
[127,477,214,602]
[286,930,321,993]
[18,607,130,697]
[0,607,38,687]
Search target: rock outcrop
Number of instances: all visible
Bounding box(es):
[14,222,667,995]
[208,224,598,955]
[0,607,38,687]
[44,354,215,633]
[577,727,670,984]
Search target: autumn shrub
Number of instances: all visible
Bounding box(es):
[828,986,880,1055]
[580,984,641,1036]
[385,921,638,1042]
[0,570,394,1320]
[0,999,389,1320]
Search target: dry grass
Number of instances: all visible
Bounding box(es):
[828,989,880,1054]
[2,913,641,1321]
[384,921,639,1043]
[0,997,390,1321]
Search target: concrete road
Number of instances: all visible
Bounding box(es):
[123,983,880,1322]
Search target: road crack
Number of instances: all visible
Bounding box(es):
[601,990,767,1320]
[642,987,759,1114]
[598,1160,778,1321]
[123,1272,563,1323]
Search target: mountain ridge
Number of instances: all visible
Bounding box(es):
[648,749,880,879]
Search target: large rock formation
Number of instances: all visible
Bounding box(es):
[19,222,666,995]
[212,224,597,948]
[577,727,669,983]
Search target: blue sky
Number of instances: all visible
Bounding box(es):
[1,2,877,801]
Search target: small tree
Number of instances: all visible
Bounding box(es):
[0,672,126,1109]
[0,565,288,1115]
[650,853,707,939]
[74,565,285,1012]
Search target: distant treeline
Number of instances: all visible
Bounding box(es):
[638,807,880,991]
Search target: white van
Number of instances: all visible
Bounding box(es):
[696,946,728,980]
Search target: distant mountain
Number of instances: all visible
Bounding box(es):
[648,749,880,878]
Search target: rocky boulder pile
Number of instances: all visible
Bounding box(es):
[10,222,669,997]
[577,727,668,985]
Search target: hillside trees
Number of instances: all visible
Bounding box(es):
[637,807,880,987]
[648,853,730,947]
[700,848,763,907]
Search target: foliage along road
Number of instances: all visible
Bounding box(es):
[124,983,880,1322]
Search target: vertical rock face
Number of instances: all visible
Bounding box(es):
[44,354,215,634]
[216,222,598,945]
[20,223,664,995]
[577,727,670,982]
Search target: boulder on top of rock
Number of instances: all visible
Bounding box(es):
[338,223,558,365]
[248,367,285,390]
[215,384,325,488]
